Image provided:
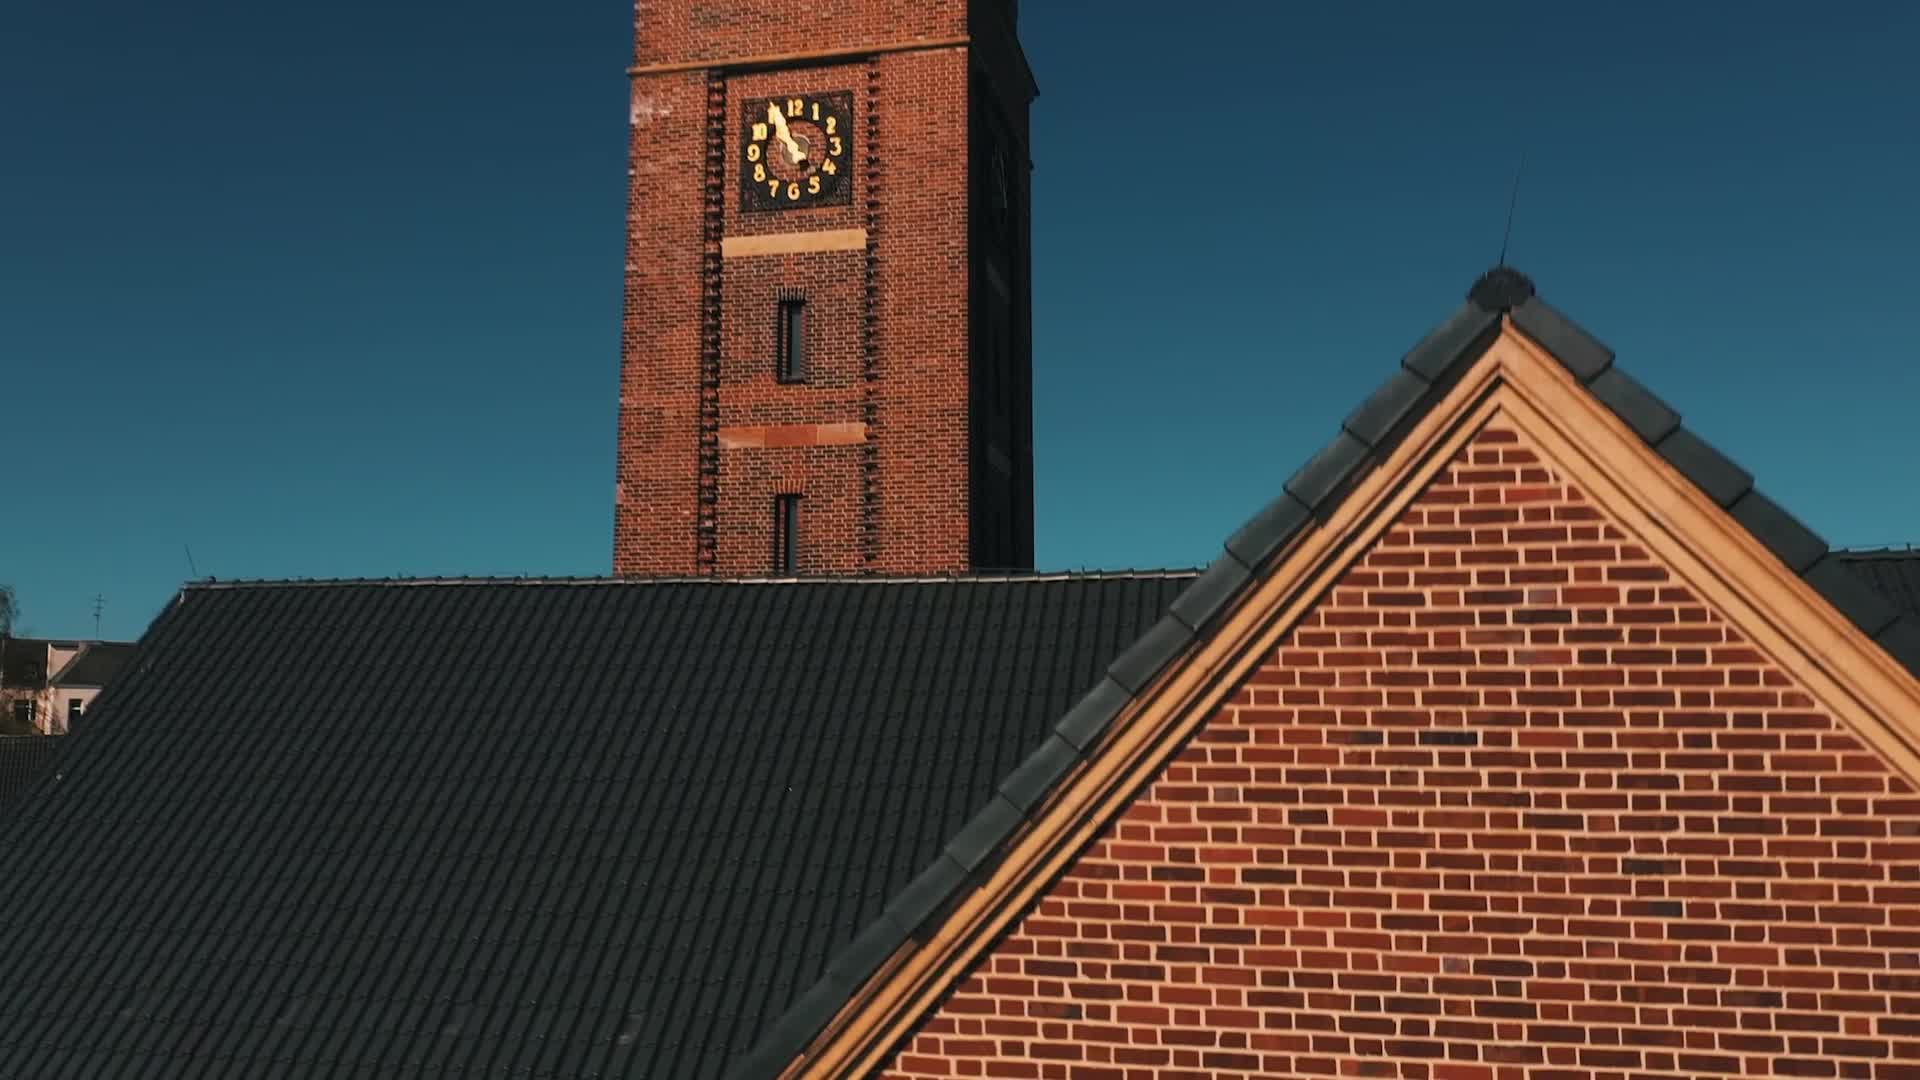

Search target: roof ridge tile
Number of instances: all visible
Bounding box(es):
[1283,431,1371,512]
[1729,490,1828,575]
[1104,615,1195,695]
[1510,296,1614,381]
[1169,552,1255,634]
[1052,677,1132,753]
[1653,428,1755,508]
[1587,367,1681,445]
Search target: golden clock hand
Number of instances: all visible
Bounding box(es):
[766,103,807,164]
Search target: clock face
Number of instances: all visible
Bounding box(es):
[740,92,854,212]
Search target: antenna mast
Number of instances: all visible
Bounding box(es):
[1498,150,1526,267]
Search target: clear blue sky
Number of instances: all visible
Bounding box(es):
[4,2,1916,641]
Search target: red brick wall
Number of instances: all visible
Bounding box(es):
[715,63,871,576]
[868,46,971,575]
[632,3,965,69]
[616,68,707,576]
[885,423,1920,1079]
[617,6,985,576]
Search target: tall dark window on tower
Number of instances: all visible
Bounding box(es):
[773,494,801,574]
[777,298,807,383]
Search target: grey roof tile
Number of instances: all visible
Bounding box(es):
[722,974,843,1080]
[0,736,63,814]
[1731,491,1829,574]
[825,911,908,990]
[1805,556,1902,638]
[1401,303,1499,381]
[1053,677,1132,752]
[1343,368,1432,448]
[943,795,1022,874]
[997,735,1080,814]
[1655,428,1754,508]
[1169,551,1254,633]
[1588,367,1681,445]
[882,856,967,938]
[1105,615,1195,695]
[1510,296,1614,381]
[1838,550,1920,617]
[1873,617,1920,670]
[1284,431,1370,512]
[1223,493,1311,573]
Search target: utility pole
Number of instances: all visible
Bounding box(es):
[92,594,106,640]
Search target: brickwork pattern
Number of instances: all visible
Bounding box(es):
[618,6,980,577]
[885,422,1920,1079]
[867,46,971,575]
[632,2,965,69]
[715,66,869,575]
[616,68,708,576]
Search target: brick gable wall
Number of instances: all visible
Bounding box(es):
[883,422,1920,1080]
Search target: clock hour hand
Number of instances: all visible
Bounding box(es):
[766,103,807,165]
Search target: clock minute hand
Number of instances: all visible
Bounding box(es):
[766,104,806,164]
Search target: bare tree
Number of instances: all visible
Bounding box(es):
[0,585,15,639]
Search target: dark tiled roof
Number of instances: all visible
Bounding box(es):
[1839,549,1920,617]
[0,737,63,811]
[48,641,136,689]
[0,573,1188,1076]
[0,639,51,690]
[740,268,1920,1076]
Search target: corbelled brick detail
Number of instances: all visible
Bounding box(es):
[617,4,1028,578]
[884,423,1920,1080]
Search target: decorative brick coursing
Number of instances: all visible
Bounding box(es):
[617,67,708,576]
[631,3,966,70]
[617,4,982,576]
[885,422,1920,1080]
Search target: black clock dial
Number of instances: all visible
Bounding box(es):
[740,92,854,212]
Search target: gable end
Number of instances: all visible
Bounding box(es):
[738,270,1920,1078]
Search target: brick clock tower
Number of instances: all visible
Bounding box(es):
[615,2,1038,577]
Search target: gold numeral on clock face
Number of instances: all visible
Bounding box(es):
[744,92,850,210]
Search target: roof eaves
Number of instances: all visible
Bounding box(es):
[179,569,1203,592]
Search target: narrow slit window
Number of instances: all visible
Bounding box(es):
[777,298,807,383]
[774,494,801,575]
